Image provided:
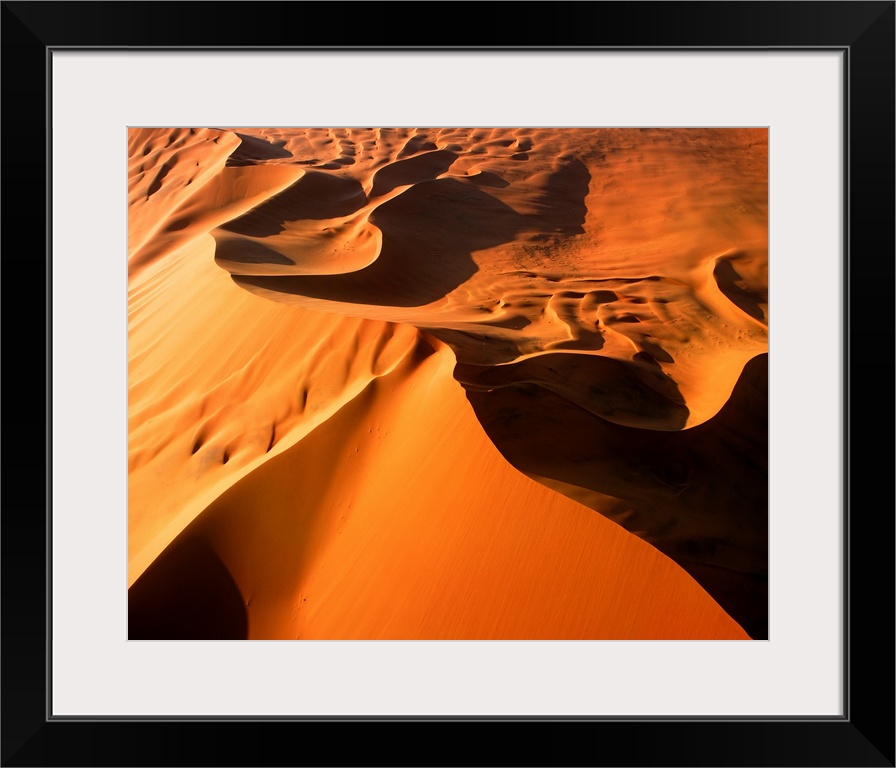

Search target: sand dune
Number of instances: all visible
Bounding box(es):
[128,127,767,639]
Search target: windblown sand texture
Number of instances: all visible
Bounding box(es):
[128,127,768,640]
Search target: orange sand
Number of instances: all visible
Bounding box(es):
[128,127,767,640]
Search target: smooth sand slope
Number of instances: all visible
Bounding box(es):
[128,127,767,639]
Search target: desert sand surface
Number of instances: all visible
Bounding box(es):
[128,127,767,640]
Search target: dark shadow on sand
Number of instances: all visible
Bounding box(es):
[462,353,768,639]
[219,172,367,237]
[129,537,248,640]
[714,257,767,322]
[455,351,689,431]
[225,132,293,167]
[233,173,585,308]
[223,160,592,310]
[215,239,296,266]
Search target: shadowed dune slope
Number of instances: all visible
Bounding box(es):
[463,353,769,639]
[130,339,748,640]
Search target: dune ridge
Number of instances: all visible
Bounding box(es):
[128,127,767,639]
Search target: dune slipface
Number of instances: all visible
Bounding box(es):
[128,127,767,640]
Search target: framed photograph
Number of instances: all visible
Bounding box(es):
[4,1,893,765]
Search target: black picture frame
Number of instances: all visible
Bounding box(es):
[3,2,893,766]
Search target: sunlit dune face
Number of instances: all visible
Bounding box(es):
[128,127,767,640]
[213,128,767,429]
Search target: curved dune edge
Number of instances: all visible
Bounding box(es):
[127,235,419,585]
[131,338,748,640]
[128,127,767,639]
[207,127,768,430]
[464,352,769,640]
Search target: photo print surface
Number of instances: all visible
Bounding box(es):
[127,127,768,641]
